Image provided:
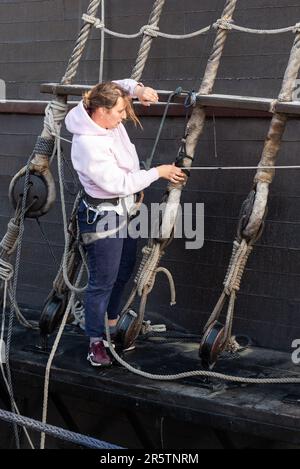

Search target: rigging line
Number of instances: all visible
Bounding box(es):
[192,0,224,91]
[35,219,59,267]
[98,0,105,83]
[187,165,300,170]
[212,112,218,159]
[51,134,72,144]
[0,282,35,449]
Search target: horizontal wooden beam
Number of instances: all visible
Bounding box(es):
[0,99,271,118]
[39,83,300,116]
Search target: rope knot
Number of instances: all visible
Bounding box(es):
[82,14,104,29]
[0,219,20,255]
[293,22,300,34]
[213,18,233,31]
[140,24,160,37]
[0,258,14,282]
[223,239,251,294]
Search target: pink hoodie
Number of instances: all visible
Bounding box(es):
[65,79,159,199]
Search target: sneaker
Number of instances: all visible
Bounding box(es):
[87,341,112,367]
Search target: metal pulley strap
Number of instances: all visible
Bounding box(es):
[184,90,197,108]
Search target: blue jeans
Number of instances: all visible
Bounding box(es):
[77,200,137,338]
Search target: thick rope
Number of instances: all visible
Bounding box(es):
[57,139,89,294]
[0,219,20,255]
[44,100,68,139]
[62,0,102,85]
[0,409,121,449]
[131,0,166,81]
[223,239,253,295]
[135,244,162,296]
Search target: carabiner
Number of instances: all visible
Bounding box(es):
[86,206,99,225]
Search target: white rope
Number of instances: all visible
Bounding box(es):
[51,134,300,172]
[82,13,211,39]
[104,317,300,384]
[214,18,300,35]
[98,0,105,83]
[82,13,300,38]
[188,165,300,170]
[40,266,84,449]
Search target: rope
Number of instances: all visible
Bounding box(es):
[223,240,253,294]
[40,265,84,449]
[104,317,300,384]
[131,0,166,81]
[82,14,211,40]
[0,219,20,255]
[0,409,121,449]
[4,151,34,449]
[44,100,68,139]
[214,18,300,35]
[135,244,162,296]
[187,165,300,171]
[56,137,89,294]
[62,0,102,85]
[142,87,183,170]
[98,0,105,83]
[0,282,35,448]
[156,267,176,305]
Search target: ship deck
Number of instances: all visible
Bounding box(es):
[1,311,300,449]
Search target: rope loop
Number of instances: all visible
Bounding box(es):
[0,219,20,255]
[82,13,103,29]
[293,22,300,34]
[0,258,14,283]
[213,18,233,31]
[44,100,68,137]
[223,239,252,295]
[140,24,160,37]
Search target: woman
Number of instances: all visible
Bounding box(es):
[65,79,185,366]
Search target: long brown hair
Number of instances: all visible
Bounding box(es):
[83,81,141,127]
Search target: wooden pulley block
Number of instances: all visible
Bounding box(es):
[39,291,67,337]
[115,309,140,350]
[9,165,55,218]
[199,320,226,370]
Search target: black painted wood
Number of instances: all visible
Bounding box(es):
[5,315,300,448]
[1,1,300,352]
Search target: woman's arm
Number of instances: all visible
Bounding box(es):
[113,79,158,106]
[74,136,185,197]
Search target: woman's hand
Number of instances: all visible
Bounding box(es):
[157,164,186,184]
[135,84,159,106]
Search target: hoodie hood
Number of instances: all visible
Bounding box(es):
[65,100,109,136]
